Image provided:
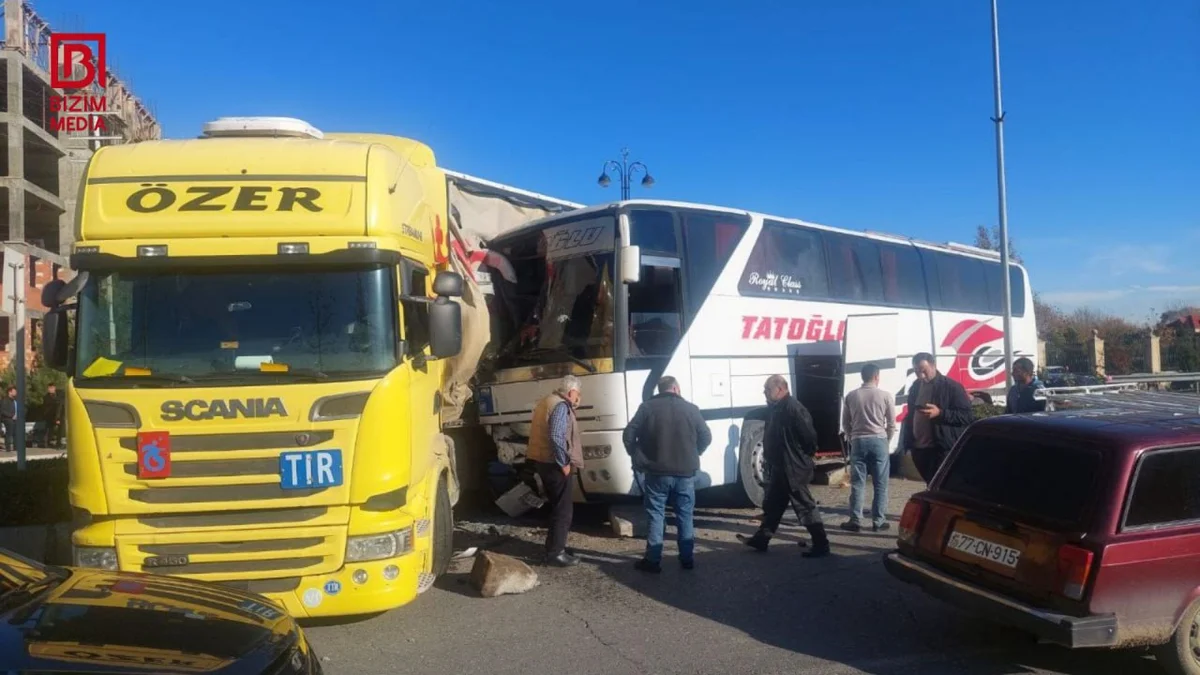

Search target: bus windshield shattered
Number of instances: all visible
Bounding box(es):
[486,214,616,372]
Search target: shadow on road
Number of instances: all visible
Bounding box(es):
[571,522,1162,675]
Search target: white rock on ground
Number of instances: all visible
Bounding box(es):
[469,551,539,598]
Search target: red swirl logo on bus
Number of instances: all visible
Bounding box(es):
[941,319,1007,389]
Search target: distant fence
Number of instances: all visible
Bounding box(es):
[1163,333,1200,373]
[1044,342,1091,375]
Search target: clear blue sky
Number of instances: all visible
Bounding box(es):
[35,0,1199,321]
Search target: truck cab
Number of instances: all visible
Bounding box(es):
[40,117,467,618]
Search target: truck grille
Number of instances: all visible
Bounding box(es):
[120,527,345,581]
[107,429,349,512]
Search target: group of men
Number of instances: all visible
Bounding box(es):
[525,354,1046,570]
[0,383,64,452]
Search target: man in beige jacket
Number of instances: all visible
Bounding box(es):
[526,375,585,567]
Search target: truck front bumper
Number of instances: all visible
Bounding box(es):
[262,551,428,619]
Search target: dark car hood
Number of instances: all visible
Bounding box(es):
[1,561,299,674]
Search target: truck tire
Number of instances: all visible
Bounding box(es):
[431,474,454,577]
[738,420,766,509]
[1155,598,1200,675]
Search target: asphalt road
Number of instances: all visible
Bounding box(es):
[306,479,1166,675]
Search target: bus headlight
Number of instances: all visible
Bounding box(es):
[74,546,118,570]
[583,445,612,460]
[345,528,414,563]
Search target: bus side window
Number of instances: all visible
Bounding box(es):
[879,243,925,307]
[826,233,883,303]
[738,221,829,298]
[628,260,683,358]
[401,263,431,355]
[681,210,749,317]
[934,252,988,313]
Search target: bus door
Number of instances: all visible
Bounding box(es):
[786,340,844,456]
[840,312,901,437]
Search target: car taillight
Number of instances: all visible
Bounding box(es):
[898,499,927,545]
[1057,544,1095,601]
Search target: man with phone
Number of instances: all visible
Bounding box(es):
[901,353,972,484]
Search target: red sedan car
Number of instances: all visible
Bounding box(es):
[886,409,1200,675]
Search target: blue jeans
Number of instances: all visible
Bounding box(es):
[641,473,696,565]
[848,437,889,527]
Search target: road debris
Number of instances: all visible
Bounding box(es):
[470,551,539,598]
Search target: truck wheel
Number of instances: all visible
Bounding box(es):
[1155,598,1200,675]
[737,420,766,509]
[431,474,454,577]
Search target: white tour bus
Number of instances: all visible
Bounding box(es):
[474,200,1036,505]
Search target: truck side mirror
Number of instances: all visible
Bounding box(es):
[620,246,641,284]
[433,271,463,297]
[43,309,70,371]
[429,298,462,359]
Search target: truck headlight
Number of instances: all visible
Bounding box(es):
[345,528,414,563]
[74,546,118,570]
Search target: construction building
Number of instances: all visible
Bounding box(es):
[0,0,159,370]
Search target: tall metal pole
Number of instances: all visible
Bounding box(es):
[990,0,1015,388]
[619,148,631,201]
[7,259,25,471]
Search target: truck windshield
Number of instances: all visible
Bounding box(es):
[488,214,616,370]
[74,266,398,386]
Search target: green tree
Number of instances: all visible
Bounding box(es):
[1,324,69,410]
[974,224,1023,263]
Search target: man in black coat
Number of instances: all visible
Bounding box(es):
[738,374,830,558]
[901,352,973,484]
[0,386,16,452]
[623,375,712,573]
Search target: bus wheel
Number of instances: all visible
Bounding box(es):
[432,473,454,577]
[737,420,766,508]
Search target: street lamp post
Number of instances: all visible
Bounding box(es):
[990,0,1015,388]
[597,148,654,200]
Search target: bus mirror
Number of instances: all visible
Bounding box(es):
[43,309,70,371]
[433,271,463,298]
[620,246,641,284]
[429,298,462,359]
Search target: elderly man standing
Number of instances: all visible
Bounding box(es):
[738,374,830,558]
[623,375,712,573]
[526,375,585,567]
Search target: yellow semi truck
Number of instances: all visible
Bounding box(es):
[38,116,576,618]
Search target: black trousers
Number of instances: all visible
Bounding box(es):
[910,446,947,485]
[760,463,823,535]
[535,461,574,556]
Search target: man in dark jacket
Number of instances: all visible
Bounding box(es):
[0,386,16,452]
[901,353,972,484]
[40,384,63,449]
[623,376,712,573]
[738,374,830,558]
[1005,357,1046,414]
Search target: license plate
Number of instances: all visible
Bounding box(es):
[946,530,1022,569]
[279,450,344,490]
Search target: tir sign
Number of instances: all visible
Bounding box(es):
[137,431,171,479]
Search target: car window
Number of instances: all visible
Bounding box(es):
[1124,447,1200,529]
[940,434,1102,527]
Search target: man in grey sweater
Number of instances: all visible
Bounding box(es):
[840,364,896,532]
